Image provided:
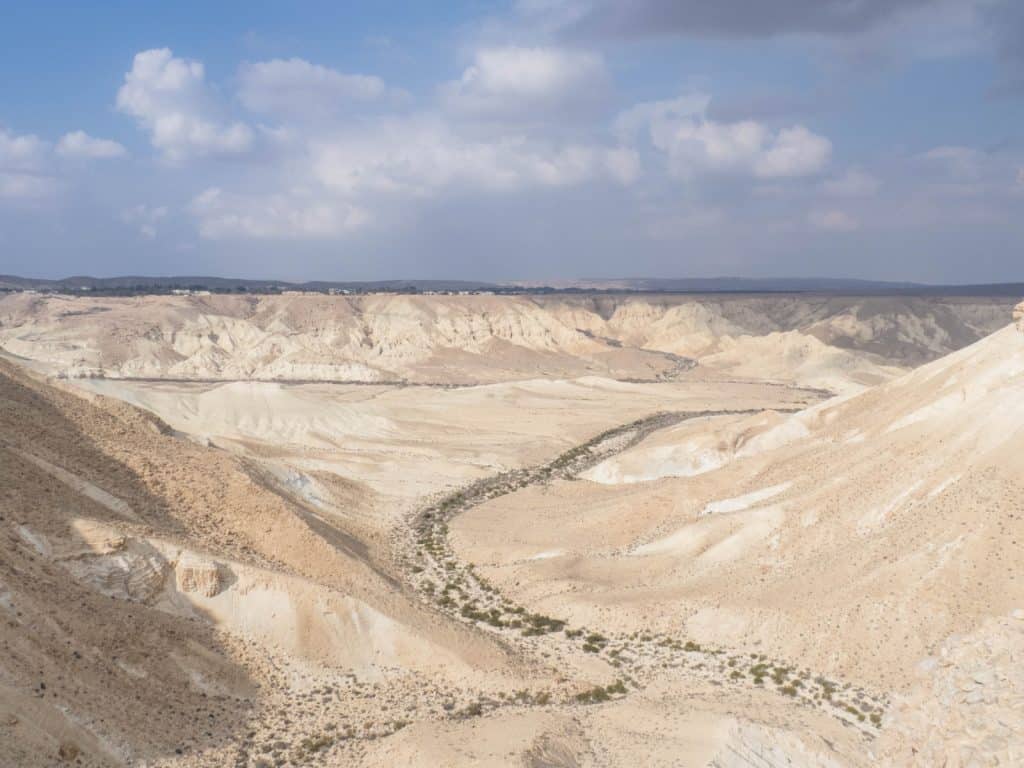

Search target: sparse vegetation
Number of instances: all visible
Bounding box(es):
[404,408,888,737]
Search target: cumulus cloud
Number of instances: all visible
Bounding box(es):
[312,115,635,196]
[753,126,832,178]
[116,48,253,161]
[0,128,57,201]
[0,128,48,169]
[809,208,859,232]
[613,93,709,142]
[238,58,391,117]
[440,46,606,116]
[189,187,370,240]
[56,131,127,159]
[619,94,831,179]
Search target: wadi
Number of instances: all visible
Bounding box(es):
[0,289,1021,767]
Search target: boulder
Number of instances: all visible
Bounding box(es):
[175,554,222,598]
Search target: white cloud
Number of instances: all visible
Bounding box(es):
[116,48,253,161]
[618,94,831,180]
[753,125,832,178]
[441,46,606,115]
[189,187,369,239]
[823,167,880,196]
[56,130,127,159]
[613,92,710,142]
[809,208,859,232]
[0,128,48,169]
[312,115,634,196]
[238,58,390,117]
[178,108,638,240]
[121,204,168,239]
[0,129,56,201]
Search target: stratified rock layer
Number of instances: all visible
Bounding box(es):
[175,553,222,597]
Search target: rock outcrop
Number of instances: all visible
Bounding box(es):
[0,292,1015,386]
[175,553,222,597]
[1014,300,1023,333]
[62,543,168,603]
[877,610,1024,766]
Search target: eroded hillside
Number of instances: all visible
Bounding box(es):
[0,359,528,766]
[2,294,1021,767]
[0,293,1012,392]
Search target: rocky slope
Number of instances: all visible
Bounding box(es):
[0,359,521,766]
[0,293,1012,391]
[877,610,1024,766]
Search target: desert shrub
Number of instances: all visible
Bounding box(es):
[574,687,610,704]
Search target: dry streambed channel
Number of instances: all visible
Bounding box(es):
[398,408,888,737]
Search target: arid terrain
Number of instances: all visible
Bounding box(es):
[0,291,1021,767]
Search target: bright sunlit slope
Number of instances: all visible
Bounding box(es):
[453,315,1024,696]
[0,293,1013,391]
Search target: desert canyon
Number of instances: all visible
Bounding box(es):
[0,290,1021,767]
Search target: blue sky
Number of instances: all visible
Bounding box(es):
[1,0,1022,282]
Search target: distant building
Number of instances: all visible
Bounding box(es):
[171,289,211,296]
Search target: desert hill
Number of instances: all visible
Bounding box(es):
[2,293,1021,766]
[0,293,1013,394]
[452,314,1024,763]
[0,358,525,766]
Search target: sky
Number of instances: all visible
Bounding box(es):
[1,0,1023,283]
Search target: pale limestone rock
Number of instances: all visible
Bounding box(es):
[175,554,221,597]
[63,550,167,602]
[1014,301,1024,333]
[877,611,1024,766]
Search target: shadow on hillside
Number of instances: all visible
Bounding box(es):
[0,359,261,765]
